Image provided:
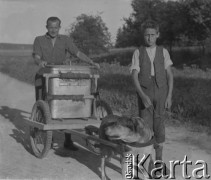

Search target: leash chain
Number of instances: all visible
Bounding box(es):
[146,105,169,118]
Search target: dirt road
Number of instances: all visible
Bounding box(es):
[0,72,210,180]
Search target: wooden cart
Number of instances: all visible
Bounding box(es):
[24,65,116,158]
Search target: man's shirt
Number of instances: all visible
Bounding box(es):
[33,34,79,65]
[130,46,173,76]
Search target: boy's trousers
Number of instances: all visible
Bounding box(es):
[137,76,168,144]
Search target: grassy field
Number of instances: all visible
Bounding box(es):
[93,46,211,69]
[0,49,211,132]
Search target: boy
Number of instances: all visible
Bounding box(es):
[33,16,99,151]
[131,20,173,175]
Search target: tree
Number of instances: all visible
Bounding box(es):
[115,0,211,54]
[116,16,141,47]
[182,0,211,55]
[159,1,186,55]
[116,0,166,47]
[130,0,164,23]
[67,14,111,55]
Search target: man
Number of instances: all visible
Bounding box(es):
[33,16,99,151]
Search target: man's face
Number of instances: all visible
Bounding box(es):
[144,28,159,47]
[46,20,60,38]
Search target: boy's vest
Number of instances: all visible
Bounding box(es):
[138,46,167,88]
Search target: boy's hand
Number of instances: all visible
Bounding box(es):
[165,96,172,110]
[140,94,152,108]
[90,61,100,69]
[39,61,47,67]
[63,59,71,65]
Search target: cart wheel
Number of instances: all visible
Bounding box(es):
[96,100,113,120]
[30,100,52,158]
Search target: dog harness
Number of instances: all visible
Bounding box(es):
[125,136,155,148]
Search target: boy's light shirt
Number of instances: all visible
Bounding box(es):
[130,46,173,76]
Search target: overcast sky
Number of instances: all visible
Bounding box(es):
[0,0,132,44]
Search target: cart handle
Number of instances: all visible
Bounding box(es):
[59,72,92,79]
[43,73,99,94]
[43,73,99,79]
[46,94,94,101]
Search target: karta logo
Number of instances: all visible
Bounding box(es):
[124,154,210,179]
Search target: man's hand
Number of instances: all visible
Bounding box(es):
[165,95,172,110]
[77,51,100,69]
[93,62,100,69]
[39,61,47,67]
[139,93,152,108]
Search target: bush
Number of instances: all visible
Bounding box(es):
[92,48,134,66]
[0,56,37,84]
[171,48,201,67]
[172,76,211,127]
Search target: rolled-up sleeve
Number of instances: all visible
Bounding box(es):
[66,37,79,56]
[33,37,42,57]
[163,48,173,69]
[130,49,140,73]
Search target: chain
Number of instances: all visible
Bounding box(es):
[146,105,171,119]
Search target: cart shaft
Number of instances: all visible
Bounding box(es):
[24,118,101,130]
[66,129,120,149]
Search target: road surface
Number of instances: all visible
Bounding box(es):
[0,72,210,180]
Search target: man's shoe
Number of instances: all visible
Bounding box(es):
[51,137,58,149]
[51,142,59,149]
[64,141,79,151]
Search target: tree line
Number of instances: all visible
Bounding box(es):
[116,0,211,55]
[67,0,211,55]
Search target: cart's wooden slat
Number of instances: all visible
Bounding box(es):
[23,118,101,130]
[66,129,120,149]
[23,119,120,150]
[43,73,99,79]
[47,94,95,101]
[49,117,99,124]
[23,119,45,129]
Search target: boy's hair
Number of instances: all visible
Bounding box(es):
[46,17,61,26]
[141,20,159,33]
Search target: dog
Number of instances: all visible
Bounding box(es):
[85,115,154,180]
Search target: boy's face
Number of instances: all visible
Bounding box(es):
[144,28,159,47]
[46,20,61,38]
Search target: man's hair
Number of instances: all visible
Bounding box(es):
[141,20,159,33]
[46,17,61,26]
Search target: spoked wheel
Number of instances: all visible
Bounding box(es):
[95,100,113,120]
[30,100,52,158]
[85,100,113,154]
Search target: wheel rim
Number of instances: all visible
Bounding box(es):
[31,108,46,153]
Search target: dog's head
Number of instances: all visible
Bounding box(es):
[101,115,153,144]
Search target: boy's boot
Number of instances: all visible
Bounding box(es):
[64,133,78,151]
[154,144,170,178]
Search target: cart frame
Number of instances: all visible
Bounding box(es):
[24,65,115,158]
